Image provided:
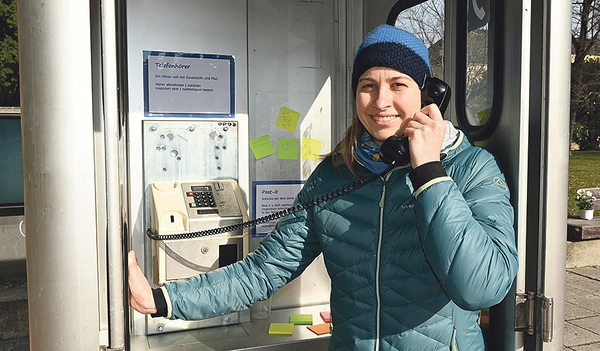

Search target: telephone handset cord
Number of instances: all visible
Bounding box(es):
[146,165,394,241]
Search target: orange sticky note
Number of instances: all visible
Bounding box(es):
[308,323,332,335]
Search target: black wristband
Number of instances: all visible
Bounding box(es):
[151,288,168,318]
[409,161,447,191]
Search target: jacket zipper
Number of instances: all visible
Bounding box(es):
[375,173,391,351]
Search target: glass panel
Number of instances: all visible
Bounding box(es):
[0,117,24,205]
[395,0,445,78]
[465,5,493,126]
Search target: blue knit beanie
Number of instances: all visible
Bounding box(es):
[352,25,431,95]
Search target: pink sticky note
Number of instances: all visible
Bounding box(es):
[320,311,331,323]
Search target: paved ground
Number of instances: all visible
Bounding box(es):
[0,337,28,351]
[2,267,600,350]
[564,266,600,350]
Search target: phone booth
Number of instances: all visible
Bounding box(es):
[17,0,571,350]
[125,0,343,349]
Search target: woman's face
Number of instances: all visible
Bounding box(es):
[355,67,422,146]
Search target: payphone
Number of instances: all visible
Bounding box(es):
[143,121,252,334]
[150,179,249,284]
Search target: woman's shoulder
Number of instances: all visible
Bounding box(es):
[446,134,506,188]
[447,130,497,165]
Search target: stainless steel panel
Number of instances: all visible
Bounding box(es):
[136,304,330,350]
[143,121,238,185]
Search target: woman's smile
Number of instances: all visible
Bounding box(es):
[371,114,400,123]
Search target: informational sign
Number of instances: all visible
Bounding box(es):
[143,51,234,117]
[252,180,305,237]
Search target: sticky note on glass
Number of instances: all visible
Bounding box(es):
[307,323,332,335]
[300,137,322,161]
[477,107,492,124]
[269,323,294,336]
[277,138,299,160]
[290,314,313,325]
[275,106,301,133]
[249,135,276,160]
[320,311,331,323]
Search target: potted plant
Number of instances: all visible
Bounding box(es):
[576,189,596,220]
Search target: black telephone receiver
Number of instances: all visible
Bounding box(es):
[379,77,451,167]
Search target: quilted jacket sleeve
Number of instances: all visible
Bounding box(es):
[162,191,322,321]
[412,148,518,311]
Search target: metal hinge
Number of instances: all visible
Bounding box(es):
[515,291,554,342]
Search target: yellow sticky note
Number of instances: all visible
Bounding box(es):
[269,323,294,336]
[277,138,299,160]
[275,106,301,133]
[477,107,492,124]
[300,137,322,161]
[249,135,276,160]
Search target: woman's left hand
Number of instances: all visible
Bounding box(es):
[403,103,447,169]
[128,250,157,315]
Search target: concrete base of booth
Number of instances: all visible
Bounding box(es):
[567,238,600,268]
[131,304,331,350]
[567,217,600,268]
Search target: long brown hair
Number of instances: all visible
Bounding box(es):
[325,116,365,179]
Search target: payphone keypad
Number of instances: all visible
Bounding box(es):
[187,186,216,208]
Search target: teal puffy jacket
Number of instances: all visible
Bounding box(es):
[162,130,518,350]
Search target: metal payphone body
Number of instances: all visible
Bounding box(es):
[150,179,249,284]
[143,121,251,333]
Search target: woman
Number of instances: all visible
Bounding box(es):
[129,25,518,350]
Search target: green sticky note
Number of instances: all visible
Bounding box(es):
[277,138,299,160]
[249,135,276,160]
[290,314,313,325]
[300,137,322,161]
[269,323,294,336]
[275,106,301,133]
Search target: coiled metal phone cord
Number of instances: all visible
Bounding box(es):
[146,166,391,241]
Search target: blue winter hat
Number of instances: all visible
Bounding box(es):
[352,25,431,95]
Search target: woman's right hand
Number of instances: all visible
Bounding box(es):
[404,103,447,169]
[128,250,157,314]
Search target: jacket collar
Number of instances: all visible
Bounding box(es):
[441,128,471,163]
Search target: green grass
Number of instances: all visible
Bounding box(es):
[0,277,27,289]
[568,151,600,218]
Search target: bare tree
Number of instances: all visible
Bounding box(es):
[571,0,600,149]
